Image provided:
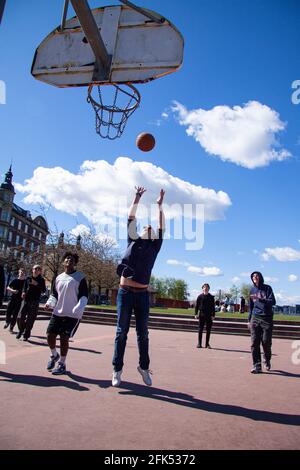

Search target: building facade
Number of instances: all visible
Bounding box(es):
[0,166,49,273]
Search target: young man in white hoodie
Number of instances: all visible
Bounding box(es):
[45,252,88,375]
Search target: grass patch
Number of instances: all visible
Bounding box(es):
[88,305,300,321]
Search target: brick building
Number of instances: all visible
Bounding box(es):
[0,166,49,274]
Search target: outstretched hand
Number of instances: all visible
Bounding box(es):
[157,189,165,205]
[135,186,146,197]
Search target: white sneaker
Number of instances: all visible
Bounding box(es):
[137,366,152,386]
[112,369,122,387]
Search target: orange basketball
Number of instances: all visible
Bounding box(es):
[136,132,156,152]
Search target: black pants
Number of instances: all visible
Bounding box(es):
[198,315,213,347]
[5,297,22,330]
[250,317,273,367]
[17,300,40,339]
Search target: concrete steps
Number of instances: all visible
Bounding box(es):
[1,306,299,340]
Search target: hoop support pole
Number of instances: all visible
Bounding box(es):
[70,0,111,80]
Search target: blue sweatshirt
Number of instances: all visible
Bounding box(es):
[248,271,276,322]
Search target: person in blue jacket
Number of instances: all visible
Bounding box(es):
[112,186,165,387]
[248,271,276,374]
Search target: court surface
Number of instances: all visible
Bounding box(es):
[0,320,299,450]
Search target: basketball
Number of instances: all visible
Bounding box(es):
[136,132,156,152]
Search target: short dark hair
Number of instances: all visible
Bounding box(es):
[202,283,210,290]
[62,252,79,264]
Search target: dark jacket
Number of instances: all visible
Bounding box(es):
[195,293,215,317]
[117,219,163,285]
[24,275,46,302]
[249,271,276,322]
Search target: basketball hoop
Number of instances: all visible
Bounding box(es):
[87,83,141,140]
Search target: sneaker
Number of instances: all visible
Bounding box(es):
[3,323,9,329]
[47,352,60,371]
[264,361,271,371]
[206,344,212,349]
[137,366,152,386]
[251,365,262,374]
[196,344,202,348]
[52,362,66,375]
[112,370,122,387]
[22,337,29,342]
[16,332,23,340]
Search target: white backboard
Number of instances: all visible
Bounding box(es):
[31,5,184,87]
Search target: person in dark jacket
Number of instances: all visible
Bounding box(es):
[195,283,215,348]
[112,186,165,388]
[16,265,46,341]
[0,264,5,307]
[4,268,26,333]
[239,296,246,313]
[248,271,276,373]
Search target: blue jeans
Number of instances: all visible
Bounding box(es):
[112,288,150,372]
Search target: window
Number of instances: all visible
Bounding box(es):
[33,229,36,237]
[13,249,18,258]
[0,210,10,222]
[16,235,20,245]
[8,231,12,242]
[10,217,15,226]
[20,252,24,260]
[3,192,12,202]
[0,226,7,237]
[22,238,26,248]
[25,225,28,233]
[39,232,42,240]
[37,245,40,254]
[18,220,22,230]
[30,242,35,252]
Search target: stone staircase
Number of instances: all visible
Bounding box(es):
[1,306,299,340]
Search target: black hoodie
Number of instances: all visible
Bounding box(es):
[249,271,276,321]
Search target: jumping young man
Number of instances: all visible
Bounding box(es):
[195,283,215,349]
[248,271,276,374]
[4,268,26,333]
[16,265,46,341]
[112,186,165,387]
[45,252,88,375]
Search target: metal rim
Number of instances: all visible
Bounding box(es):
[87,83,141,113]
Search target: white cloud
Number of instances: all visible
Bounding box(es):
[241,272,251,277]
[188,265,223,277]
[172,100,291,169]
[288,274,298,282]
[231,276,241,283]
[16,157,231,229]
[69,224,117,245]
[167,259,190,267]
[275,291,300,306]
[264,276,279,283]
[69,224,91,238]
[262,247,300,262]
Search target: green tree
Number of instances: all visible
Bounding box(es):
[229,285,240,304]
[240,283,252,302]
[150,276,189,300]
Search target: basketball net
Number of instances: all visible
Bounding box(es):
[87,83,141,140]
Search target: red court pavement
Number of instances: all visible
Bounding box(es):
[0,320,299,450]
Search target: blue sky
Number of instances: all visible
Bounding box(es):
[1,0,300,304]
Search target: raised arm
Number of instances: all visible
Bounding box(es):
[128,186,146,220]
[157,189,165,231]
